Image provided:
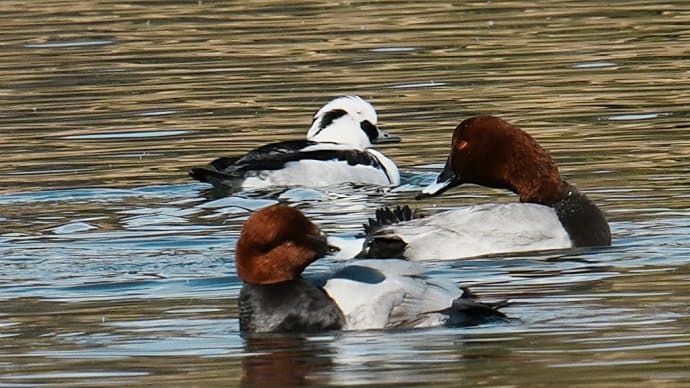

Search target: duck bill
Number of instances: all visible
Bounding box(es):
[415,158,461,199]
[371,128,401,144]
[307,232,339,258]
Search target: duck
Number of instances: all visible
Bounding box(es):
[358,115,611,261]
[190,96,401,191]
[236,204,506,333]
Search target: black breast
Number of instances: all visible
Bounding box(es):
[554,182,611,247]
[239,279,345,333]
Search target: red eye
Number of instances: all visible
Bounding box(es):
[456,140,468,151]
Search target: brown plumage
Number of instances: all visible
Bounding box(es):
[236,205,328,285]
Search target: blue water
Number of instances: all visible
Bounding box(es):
[2,165,690,386]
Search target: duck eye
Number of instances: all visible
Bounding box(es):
[360,120,379,141]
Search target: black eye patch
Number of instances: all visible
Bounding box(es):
[318,109,347,130]
[360,120,379,141]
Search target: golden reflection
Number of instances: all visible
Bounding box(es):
[1,0,689,206]
[241,335,333,386]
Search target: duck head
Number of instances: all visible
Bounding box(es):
[236,205,336,285]
[306,96,400,149]
[417,115,564,205]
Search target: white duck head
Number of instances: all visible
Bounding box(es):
[306,96,400,149]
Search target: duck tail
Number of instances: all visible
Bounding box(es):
[209,156,239,171]
[189,156,244,189]
[362,205,421,235]
[189,166,220,184]
[446,288,511,326]
[355,205,422,259]
[189,166,241,190]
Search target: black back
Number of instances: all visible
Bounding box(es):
[217,140,315,172]
[227,140,384,172]
[190,140,391,186]
[239,279,345,333]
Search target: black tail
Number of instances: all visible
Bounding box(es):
[209,156,239,171]
[445,287,510,326]
[190,156,243,189]
[189,167,209,183]
[356,205,422,259]
[362,205,420,236]
[189,167,240,189]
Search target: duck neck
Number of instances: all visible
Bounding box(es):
[510,179,611,246]
[511,176,566,206]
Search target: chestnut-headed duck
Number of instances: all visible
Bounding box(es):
[190,96,401,191]
[358,116,611,260]
[236,205,506,333]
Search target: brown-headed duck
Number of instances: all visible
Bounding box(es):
[236,205,506,333]
[358,115,611,260]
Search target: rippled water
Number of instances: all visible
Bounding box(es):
[2,1,690,386]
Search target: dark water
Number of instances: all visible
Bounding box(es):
[2,1,690,386]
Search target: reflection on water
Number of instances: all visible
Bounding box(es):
[2,0,690,386]
[242,335,335,386]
